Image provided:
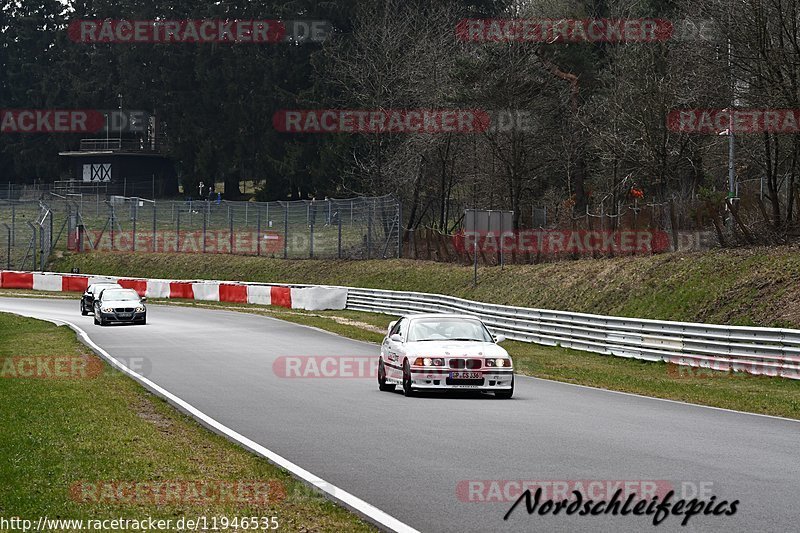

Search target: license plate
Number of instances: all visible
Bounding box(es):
[117,313,132,318]
[450,371,482,379]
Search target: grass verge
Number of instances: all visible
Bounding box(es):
[0,311,375,532]
[50,246,800,328]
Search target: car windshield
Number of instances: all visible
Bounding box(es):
[100,289,140,302]
[407,318,493,342]
[92,284,120,294]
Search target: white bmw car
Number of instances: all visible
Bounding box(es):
[378,314,514,398]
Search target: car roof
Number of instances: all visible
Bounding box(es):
[404,313,482,321]
[90,282,121,288]
[100,288,138,296]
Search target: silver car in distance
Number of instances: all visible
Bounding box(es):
[378,314,514,398]
[93,288,147,326]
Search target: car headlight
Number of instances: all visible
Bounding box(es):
[413,357,444,366]
[486,358,511,367]
[102,307,114,313]
[135,306,145,312]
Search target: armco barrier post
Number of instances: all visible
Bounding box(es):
[176,209,181,253]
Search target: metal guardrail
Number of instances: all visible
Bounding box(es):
[345,287,800,380]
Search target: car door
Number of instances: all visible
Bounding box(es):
[383,318,405,380]
[83,285,94,308]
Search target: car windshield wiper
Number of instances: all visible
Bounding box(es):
[448,338,482,341]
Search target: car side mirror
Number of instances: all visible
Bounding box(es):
[494,334,506,343]
[140,297,147,302]
[390,334,403,343]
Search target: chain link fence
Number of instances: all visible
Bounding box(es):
[0,193,401,270]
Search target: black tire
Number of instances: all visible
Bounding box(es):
[93,311,99,325]
[402,359,415,397]
[80,302,88,316]
[495,376,514,399]
[378,359,395,392]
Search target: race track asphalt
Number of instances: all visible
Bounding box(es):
[1,297,797,533]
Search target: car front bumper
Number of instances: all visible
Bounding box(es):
[408,368,514,390]
[98,311,146,323]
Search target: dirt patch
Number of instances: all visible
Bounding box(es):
[130,394,173,431]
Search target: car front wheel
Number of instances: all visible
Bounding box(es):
[80,302,88,316]
[378,359,395,392]
[402,359,414,397]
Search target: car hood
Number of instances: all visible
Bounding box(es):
[404,341,508,358]
[100,300,142,308]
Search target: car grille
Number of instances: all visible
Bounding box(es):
[449,358,482,369]
[116,308,135,313]
[446,377,486,386]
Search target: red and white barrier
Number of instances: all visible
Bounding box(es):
[191,282,220,302]
[0,270,348,311]
[290,286,349,311]
[246,285,272,306]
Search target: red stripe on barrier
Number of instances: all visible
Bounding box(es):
[270,286,292,308]
[169,282,194,299]
[1,272,33,289]
[119,279,147,296]
[219,284,247,303]
[61,275,88,292]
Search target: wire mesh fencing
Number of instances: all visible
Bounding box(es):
[0,194,402,270]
